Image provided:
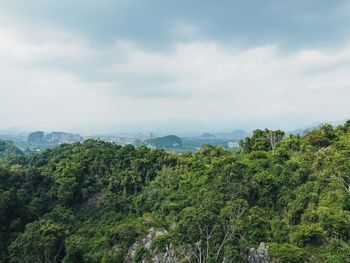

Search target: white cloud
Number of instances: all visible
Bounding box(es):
[0,24,92,62]
[105,41,350,128]
[0,20,349,132]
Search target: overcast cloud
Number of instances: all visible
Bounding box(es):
[0,0,350,133]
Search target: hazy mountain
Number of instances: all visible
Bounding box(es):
[45,132,83,143]
[27,131,45,144]
[144,135,182,148]
[27,131,83,144]
[200,133,216,139]
[214,129,249,140]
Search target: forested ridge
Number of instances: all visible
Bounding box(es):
[1,122,350,262]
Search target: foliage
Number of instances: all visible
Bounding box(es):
[1,122,350,262]
[269,243,306,262]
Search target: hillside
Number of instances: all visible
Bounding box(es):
[1,121,350,262]
[143,135,182,148]
[0,140,23,159]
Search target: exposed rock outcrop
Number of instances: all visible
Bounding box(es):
[124,228,178,263]
[248,242,270,263]
[45,132,83,143]
[27,131,83,144]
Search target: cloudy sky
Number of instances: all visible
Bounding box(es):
[1,0,350,133]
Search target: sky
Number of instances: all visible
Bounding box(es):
[0,0,350,134]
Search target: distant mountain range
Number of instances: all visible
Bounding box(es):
[3,120,347,153]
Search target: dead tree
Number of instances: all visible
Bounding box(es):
[177,203,246,263]
[335,170,350,194]
[266,130,284,153]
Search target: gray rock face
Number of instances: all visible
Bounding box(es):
[27,131,45,143]
[27,131,83,144]
[124,228,178,263]
[152,244,178,263]
[248,242,270,263]
[45,132,83,143]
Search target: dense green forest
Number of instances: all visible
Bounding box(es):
[0,140,23,160]
[1,122,350,262]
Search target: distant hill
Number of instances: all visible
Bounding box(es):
[45,132,83,143]
[287,128,306,135]
[27,131,45,143]
[200,133,216,139]
[214,129,249,139]
[144,135,182,148]
[27,131,83,144]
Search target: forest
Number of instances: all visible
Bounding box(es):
[1,121,350,262]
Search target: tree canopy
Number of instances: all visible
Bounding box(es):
[1,122,350,262]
